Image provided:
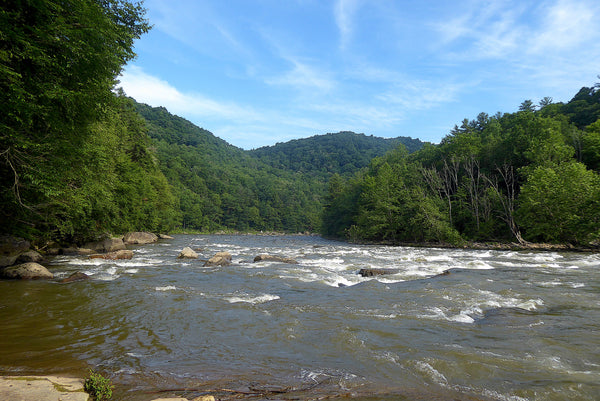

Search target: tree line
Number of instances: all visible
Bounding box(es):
[322,86,600,246]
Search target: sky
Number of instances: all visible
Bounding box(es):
[119,0,600,150]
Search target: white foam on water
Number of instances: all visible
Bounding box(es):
[124,268,139,274]
[155,285,177,291]
[481,389,529,401]
[414,360,448,386]
[224,293,280,304]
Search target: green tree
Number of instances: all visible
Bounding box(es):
[1,0,150,239]
[516,161,600,244]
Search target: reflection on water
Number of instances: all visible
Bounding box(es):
[1,235,599,400]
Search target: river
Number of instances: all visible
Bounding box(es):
[1,234,599,400]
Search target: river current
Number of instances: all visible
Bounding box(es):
[1,234,599,400]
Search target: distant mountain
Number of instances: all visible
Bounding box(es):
[249,131,425,178]
[132,100,426,233]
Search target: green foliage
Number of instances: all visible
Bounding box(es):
[249,131,424,179]
[516,161,600,244]
[84,370,113,401]
[0,0,178,243]
[322,81,600,246]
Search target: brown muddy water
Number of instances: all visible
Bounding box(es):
[1,235,599,400]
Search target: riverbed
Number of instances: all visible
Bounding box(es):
[1,235,599,400]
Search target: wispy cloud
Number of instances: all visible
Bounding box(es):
[119,66,260,122]
[334,0,361,50]
[265,60,335,92]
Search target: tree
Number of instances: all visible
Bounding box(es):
[519,99,536,112]
[1,0,151,239]
[516,161,600,244]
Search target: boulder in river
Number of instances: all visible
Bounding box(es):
[358,268,400,277]
[204,251,232,266]
[177,247,198,259]
[83,238,126,253]
[253,254,298,264]
[123,231,158,245]
[60,271,90,283]
[158,233,174,240]
[89,250,134,260]
[1,262,54,279]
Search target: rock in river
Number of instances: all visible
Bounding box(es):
[89,250,134,260]
[123,231,158,245]
[358,268,400,277]
[253,254,298,264]
[1,262,54,279]
[204,251,232,266]
[177,247,198,259]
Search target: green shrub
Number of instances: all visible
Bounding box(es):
[84,370,113,401]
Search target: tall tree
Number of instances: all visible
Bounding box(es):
[1,0,150,239]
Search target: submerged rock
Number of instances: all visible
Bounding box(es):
[1,262,53,279]
[177,247,198,259]
[89,250,134,260]
[60,271,90,283]
[123,231,158,245]
[253,254,298,264]
[358,268,400,277]
[204,251,232,266]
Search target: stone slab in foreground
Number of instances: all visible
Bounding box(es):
[0,376,88,401]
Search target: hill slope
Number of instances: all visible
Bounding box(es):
[249,131,424,178]
[133,101,423,233]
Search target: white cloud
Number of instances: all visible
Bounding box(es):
[118,66,260,122]
[265,60,335,92]
[334,0,361,49]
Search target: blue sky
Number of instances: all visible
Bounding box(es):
[119,0,600,150]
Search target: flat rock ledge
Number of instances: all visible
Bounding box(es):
[0,375,88,401]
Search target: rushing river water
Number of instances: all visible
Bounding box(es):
[1,234,599,400]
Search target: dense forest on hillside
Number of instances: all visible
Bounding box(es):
[0,0,178,243]
[322,84,600,246]
[249,132,423,178]
[134,102,414,233]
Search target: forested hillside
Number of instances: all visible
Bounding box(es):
[133,102,421,233]
[249,132,423,178]
[322,83,600,246]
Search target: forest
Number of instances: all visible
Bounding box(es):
[1,0,599,248]
[322,87,600,246]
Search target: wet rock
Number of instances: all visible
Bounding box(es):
[253,254,298,264]
[1,262,53,279]
[158,234,174,240]
[432,269,451,278]
[83,238,126,253]
[204,251,232,266]
[358,268,400,277]
[15,250,45,264]
[60,272,90,283]
[177,247,198,259]
[89,250,134,260]
[123,231,158,245]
